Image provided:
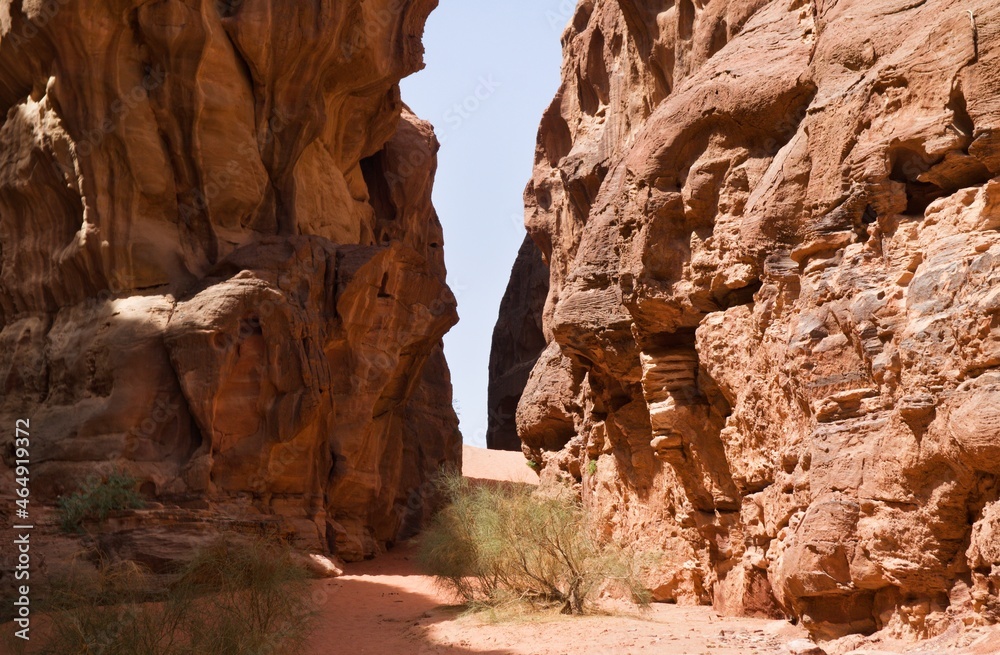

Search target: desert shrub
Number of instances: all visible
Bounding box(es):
[36,560,185,655]
[174,536,314,655]
[28,536,314,655]
[56,471,146,533]
[586,459,598,476]
[419,474,650,614]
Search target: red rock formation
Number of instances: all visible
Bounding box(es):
[0,0,459,565]
[487,235,549,451]
[503,0,1000,639]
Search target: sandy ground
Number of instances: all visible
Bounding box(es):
[460,444,539,486]
[304,446,1000,655]
[304,446,807,655]
[304,543,808,655]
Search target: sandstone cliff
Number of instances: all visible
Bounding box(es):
[487,234,549,451]
[0,0,459,566]
[499,0,1000,640]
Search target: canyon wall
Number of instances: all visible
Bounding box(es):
[487,235,548,451]
[0,0,459,565]
[499,0,1000,639]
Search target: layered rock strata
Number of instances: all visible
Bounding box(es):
[501,0,1000,639]
[0,0,459,566]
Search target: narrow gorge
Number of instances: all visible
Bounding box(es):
[1,0,1000,651]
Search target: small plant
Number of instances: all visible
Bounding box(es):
[28,536,314,655]
[419,474,650,615]
[37,560,182,655]
[175,536,314,654]
[526,460,540,470]
[57,471,146,533]
[586,459,598,476]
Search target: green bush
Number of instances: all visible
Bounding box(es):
[37,560,182,655]
[56,471,146,533]
[29,536,314,655]
[586,459,598,476]
[174,537,314,655]
[419,474,649,615]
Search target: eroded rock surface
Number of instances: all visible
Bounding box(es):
[0,0,459,567]
[487,235,549,451]
[501,0,1000,640]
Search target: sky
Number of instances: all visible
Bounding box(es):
[400,1,570,446]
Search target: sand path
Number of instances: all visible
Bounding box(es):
[304,446,807,655]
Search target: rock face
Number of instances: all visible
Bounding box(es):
[0,0,459,564]
[501,0,1000,640]
[487,235,549,451]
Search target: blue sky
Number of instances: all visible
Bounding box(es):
[400,1,570,446]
